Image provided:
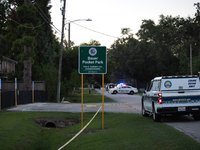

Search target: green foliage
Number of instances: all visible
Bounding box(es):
[33,64,58,102]
[2,1,200,100]
[60,46,80,97]
[0,1,13,57]
[109,29,140,81]
[1,0,59,99]
[109,4,200,84]
[80,39,101,46]
[5,3,40,54]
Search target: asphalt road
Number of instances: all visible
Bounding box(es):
[7,89,200,143]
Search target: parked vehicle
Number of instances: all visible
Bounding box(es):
[139,88,145,93]
[108,83,138,95]
[142,75,200,122]
[106,83,116,91]
[94,84,101,89]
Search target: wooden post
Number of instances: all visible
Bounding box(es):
[15,78,17,106]
[0,88,1,111]
[32,81,34,103]
[0,79,1,111]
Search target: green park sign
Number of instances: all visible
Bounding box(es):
[79,46,107,74]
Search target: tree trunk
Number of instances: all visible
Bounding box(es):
[23,0,32,90]
[23,45,32,90]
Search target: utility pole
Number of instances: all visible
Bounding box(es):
[68,23,70,49]
[57,0,66,103]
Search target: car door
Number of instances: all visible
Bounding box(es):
[118,87,123,93]
[143,81,153,112]
[145,80,161,112]
[122,86,129,93]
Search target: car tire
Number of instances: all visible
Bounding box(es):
[130,91,134,95]
[193,114,200,120]
[113,90,117,94]
[142,101,148,117]
[152,104,161,122]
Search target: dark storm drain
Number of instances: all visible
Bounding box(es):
[33,118,79,128]
[45,122,57,128]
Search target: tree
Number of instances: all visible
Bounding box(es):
[5,0,41,90]
[80,39,101,46]
[136,16,183,77]
[109,28,139,81]
[30,0,60,101]
[32,0,60,78]
[0,1,12,57]
[109,6,200,85]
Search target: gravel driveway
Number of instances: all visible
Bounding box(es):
[7,89,141,113]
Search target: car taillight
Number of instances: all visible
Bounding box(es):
[158,93,162,104]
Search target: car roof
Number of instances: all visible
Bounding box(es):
[153,75,198,81]
[109,83,116,85]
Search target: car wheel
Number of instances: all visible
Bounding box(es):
[142,101,148,117]
[152,104,161,122]
[130,91,134,95]
[113,90,117,94]
[193,114,200,120]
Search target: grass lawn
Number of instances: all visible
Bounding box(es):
[64,88,143,103]
[0,111,200,150]
[64,88,115,103]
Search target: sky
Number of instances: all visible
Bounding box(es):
[50,0,198,48]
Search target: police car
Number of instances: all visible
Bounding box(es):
[142,75,200,122]
[108,83,138,95]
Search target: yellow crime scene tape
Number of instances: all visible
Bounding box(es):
[83,101,140,107]
[58,106,102,150]
[58,100,140,149]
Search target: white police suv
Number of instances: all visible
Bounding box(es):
[142,75,200,122]
[109,83,138,95]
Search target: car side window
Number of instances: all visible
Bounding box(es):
[147,81,153,92]
[152,81,161,91]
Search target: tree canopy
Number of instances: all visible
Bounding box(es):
[1,1,200,100]
[108,3,200,85]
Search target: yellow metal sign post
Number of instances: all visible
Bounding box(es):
[81,74,83,129]
[79,46,107,130]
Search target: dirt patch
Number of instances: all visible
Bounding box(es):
[33,117,79,128]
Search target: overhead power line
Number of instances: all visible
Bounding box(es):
[0,9,45,29]
[73,22,119,38]
[11,18,45,29]
[53,0,60,9]
[31,1,61,34]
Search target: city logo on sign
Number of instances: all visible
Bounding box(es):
[89,48,97,56]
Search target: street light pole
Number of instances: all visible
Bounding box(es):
[66,19,92,49]
[57,0,66,103]
[57,18,91,103]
